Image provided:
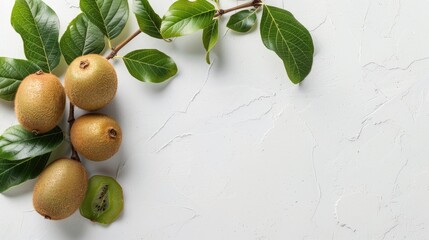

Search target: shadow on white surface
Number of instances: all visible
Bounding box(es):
[2,179,35,197]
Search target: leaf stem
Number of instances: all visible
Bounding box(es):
[106,30,142,60]
[67,103,80,162]
[103,0,262,61]
[215,0,262,17]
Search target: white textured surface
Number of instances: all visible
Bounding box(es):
[1,0,429,239]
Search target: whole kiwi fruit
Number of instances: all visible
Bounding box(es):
[64,54,117,111]
[15,71,65,134]
[71,114,122,161]
[33,159,88,220]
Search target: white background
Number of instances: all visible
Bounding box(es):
[1,0,428,239]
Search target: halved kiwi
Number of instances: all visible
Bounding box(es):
[80,175,124,224]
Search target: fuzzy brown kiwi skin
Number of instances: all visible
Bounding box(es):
[70,114,122,161]
[64,54,117,111]
[15,71,65,134]
[33,159,88,220]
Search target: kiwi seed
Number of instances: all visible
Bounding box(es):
[80,175,124,224]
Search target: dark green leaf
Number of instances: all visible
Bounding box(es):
[60,13,105,65]
[11,0,61,72]
[80,0,129,39]
[227,9,257,33]
[202,20,219,64]
[134,0,163,39]
[0,58,41,101]
[0,153,50,193]
[0,125,63,161]
[161,0,216,38]
[123,49,177,83]
[260,5,314,84]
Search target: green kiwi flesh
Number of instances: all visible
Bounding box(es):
[79,175,123,224]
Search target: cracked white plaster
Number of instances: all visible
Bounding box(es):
[348,120,369,142]
[147,61,215,142]
[173,206,200,235]
[362,56,429,72]
[334,195,357,233]
[247,103,274,121]
[358,1,371,63]
[147,112,178,142]
[299,119,321,221]
[310,143,321,220]
[115,155,127,179]
[64,0,79,8]
[381,223,399,240]
[387,0,401,37]
[156,133,193,153]
[310,16,328,32]
[259,107,284,145]
[219,93,275,118]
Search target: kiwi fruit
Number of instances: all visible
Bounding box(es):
[70,114,122,161]
[33,159,88,220]
[64,54,117,111]
[15,71,65,134]
[80,175,124,224]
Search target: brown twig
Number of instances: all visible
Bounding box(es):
[67,103,80,161]
[106,29,142,60]
[215,0,262,17]
[103,0,262,60]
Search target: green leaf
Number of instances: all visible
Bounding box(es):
[60,13,105,65]
[80,0,129,39]
[0,153,50,193]
[123,49,178,83]
[161,0,216,38]
[260,5,314,84]
[227,9,257,33]
[0,58,41,101]
[11,0,61,72]
[0,125,64,161]
[134,0,163,39]
[202,20,219,64]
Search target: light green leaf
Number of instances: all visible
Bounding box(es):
[0,125,64,161]
[161,0,216,38]
[60,13,105,65]
[0,153,50,193]
[0,58,41,101]
[123,49,178,83]
[260,5,314,84]
[134,0,163,39]
[11,0,61,72]
[202,20,219,64]
[227,9,257,33]
[80,0,129,39]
